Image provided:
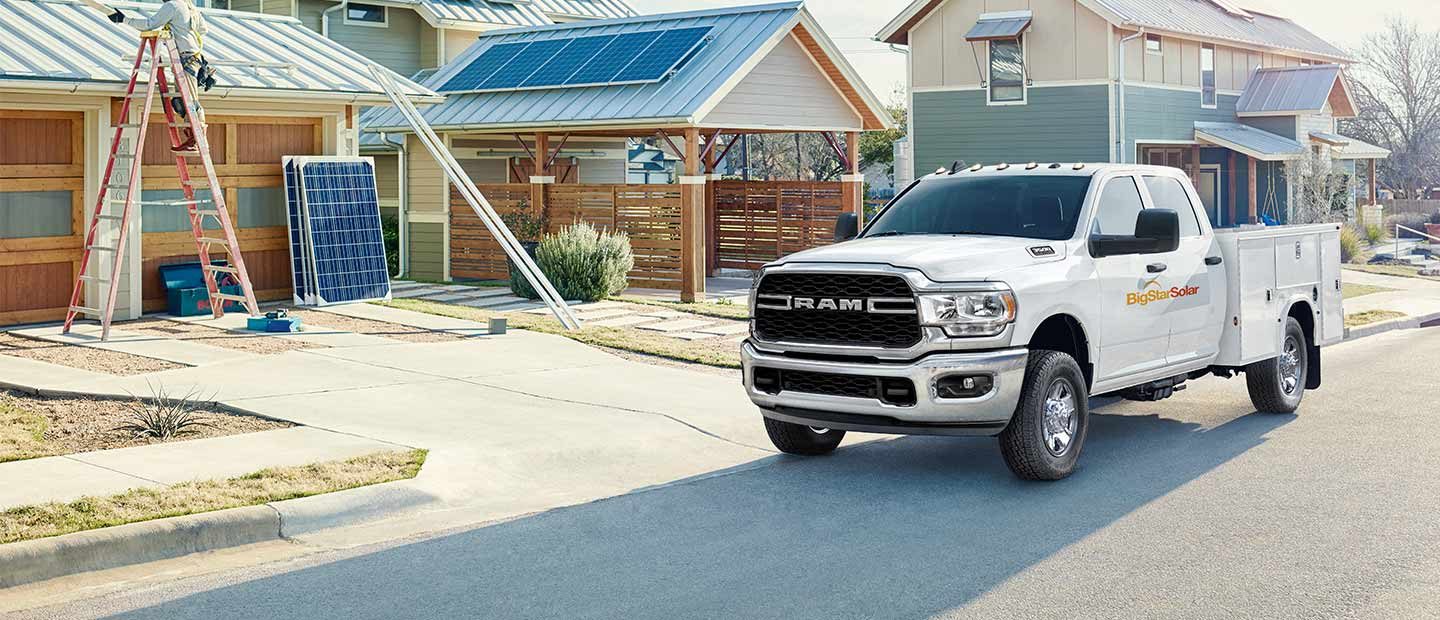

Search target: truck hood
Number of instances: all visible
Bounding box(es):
[773,235,1066,282]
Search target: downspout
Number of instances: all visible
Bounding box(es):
[890,43,911,183]
[380,131,408,278]
[321,0,347,38]
[1117,28,1145,163]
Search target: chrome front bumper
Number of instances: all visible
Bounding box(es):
[741,342,1029,436]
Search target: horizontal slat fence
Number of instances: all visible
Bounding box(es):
[1378,199,1440,216]
[713,181,843,270]
[450,184,531,280]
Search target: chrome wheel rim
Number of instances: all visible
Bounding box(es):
[1041,379,1078,457]
[1279,335,1303,396]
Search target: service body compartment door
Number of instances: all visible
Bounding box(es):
[1239,237,1278,363]
[1319,229,1344,344]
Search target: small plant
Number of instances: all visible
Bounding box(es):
[1338,226,1361,264]
[114,384,214,440]
[1365,224,1385,245]
[715,297,734,306]
[499,202,546,242]
[380,213,400,276]
[511,221,634,302]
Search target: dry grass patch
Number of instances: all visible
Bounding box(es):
[1341,283,1396,300]
[121,318,324,355]
[1345,264,1440,281]
[288,310,463,344]
[383,299,743,369]
[0,389,289,463]
[608,295,751,320]
[0,449,426,544]
[0,333,180,376]
[1345,310,1407,328]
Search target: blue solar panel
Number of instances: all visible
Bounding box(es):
[564,31,662,86]
[439,43,527,92]
[519,34,615,88]
[297,160,391,306]
[282,159,314,305]
[479,39,571,90]
[612,27,712,83]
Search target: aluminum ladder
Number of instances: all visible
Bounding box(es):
[63,33,260,341]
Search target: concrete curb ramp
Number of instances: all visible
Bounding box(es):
[1343,311,1440,341]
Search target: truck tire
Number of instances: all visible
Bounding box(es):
[763,417,845,456]
[999,350,1089,481]
[1246,317,1308,413]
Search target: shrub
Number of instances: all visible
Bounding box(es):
[510,221,634,302]
[499,203,546,242]
[1365,224,1385,245]
[1338,226,1362,264]
[380,213,399,276]
[115,385,213,440]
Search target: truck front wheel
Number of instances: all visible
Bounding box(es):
[999,350,1090,481]
[763,417,845,455]
[1246,317,1308,413]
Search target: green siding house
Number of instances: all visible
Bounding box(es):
[878,0,1390,227]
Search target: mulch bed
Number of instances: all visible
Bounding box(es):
[121,318,325,355]
[288,310,464,344]
[0,333,180,376]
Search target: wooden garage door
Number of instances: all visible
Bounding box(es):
[0,110,84,326]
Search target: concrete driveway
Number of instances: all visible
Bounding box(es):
[21,325,1440,619]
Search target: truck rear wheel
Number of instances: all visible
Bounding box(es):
[763,417,845,455]
[999,350,1089,481]
[1246,317,1308,413]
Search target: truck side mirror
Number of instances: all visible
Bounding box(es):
[834,213,859,241]
[1090,209,1180,257]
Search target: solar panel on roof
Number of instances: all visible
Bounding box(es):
[479,38,571,90]
[519,34,615,88]
[564,30,662,86]
[439,42,527,92]
[611,27,712,83]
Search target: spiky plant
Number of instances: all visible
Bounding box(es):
[114,384,214,440]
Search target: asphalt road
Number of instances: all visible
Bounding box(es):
[16,328,1440,620]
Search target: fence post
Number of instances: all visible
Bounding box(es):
[843,131,864,226]
[679,128,707,302]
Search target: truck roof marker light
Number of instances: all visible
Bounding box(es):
[968,163,983,172]
[1025,162,1039,170]
[935,167,947,175]
[996,163,1010,170]
[1049,163,1062,169]
[1073,163,1086,170]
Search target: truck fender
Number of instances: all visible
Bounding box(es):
[1281,298,1322,390]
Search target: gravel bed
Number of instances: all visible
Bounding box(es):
[0,333,180,376]
[288,310,463,343]
[122,318,324,355]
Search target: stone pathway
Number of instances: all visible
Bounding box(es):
[390,281,548,312]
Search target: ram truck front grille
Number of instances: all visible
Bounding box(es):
[753,273,922,348]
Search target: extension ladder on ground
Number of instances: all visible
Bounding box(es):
[63,33,259,341]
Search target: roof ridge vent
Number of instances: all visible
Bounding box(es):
[1206,0,1254,20]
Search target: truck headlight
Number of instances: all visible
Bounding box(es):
[917,290,1017,337]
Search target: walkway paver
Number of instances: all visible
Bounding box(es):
[458,295,529,309]
[392,287,448,299]
[0,354,109,389]
[9,324,254,367]
[588,315,661,328]
[316,303,491,337]
[637,318,715,333]
[696,322,749,336]
[670,332,719,341]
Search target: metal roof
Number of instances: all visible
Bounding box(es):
[1194,121,1305,161]
[964,11,1032,41]
[877,0,1350,61]
[364,2,881,133]
[529,0,636,20]
[418,0,552,27]
[1309,131,1349,146]
[1235,65,1354,117]
[0,0,438,103]
[1333,135,1391,160]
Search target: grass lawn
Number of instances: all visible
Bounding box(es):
[1345,310,1407,328]
[382,299,742,368]
[0,449,426,545]
[1341,282,1396,300]
[1345,264,1440,281]
[0,399,49,464]
[608,295,751,320]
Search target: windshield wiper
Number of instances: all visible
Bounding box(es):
[864,231,917,238]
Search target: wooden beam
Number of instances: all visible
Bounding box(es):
[1190,145,1201,187]
[680,127,705,302]
[843,130,864,225]
[531,132,549,221]
[1247,155,1258,224]
[544,133,571,169]
[697,128,724,168]
[713,134,741,170]
[655,129,684,160]
[1369,158,1379,204]
[513,133,536,163]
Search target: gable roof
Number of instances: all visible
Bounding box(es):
[530,0,637,20]
[363,2,889,134]
[0,0,438,103]
[1235,64,1357,117]
[877,0,1350,63]
[1194,121,1305,161]
[397,0,635,29]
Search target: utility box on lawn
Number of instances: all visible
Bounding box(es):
[158,262,245,317]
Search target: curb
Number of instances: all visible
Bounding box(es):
[1343,311,1440,341]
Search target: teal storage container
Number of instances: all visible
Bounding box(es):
[158,262,245,317]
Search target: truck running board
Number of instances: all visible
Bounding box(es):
[1120,375,1190,402]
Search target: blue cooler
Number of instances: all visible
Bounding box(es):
[158,262,245,317]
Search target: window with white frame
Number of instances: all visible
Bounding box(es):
[1201,44,1216,108]
[345,2,386,25]
[988,37,1024,104]
[1145,34,1163,55]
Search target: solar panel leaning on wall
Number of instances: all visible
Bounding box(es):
[282,156,393,306]
[438,26,714,93]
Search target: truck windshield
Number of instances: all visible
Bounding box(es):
[864,175,1093,241]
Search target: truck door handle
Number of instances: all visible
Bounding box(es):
[1205,256,1223,266]
[1146,263,1167,273]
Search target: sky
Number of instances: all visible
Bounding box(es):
[628,0,1440,100]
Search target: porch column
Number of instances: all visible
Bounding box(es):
[679,127,707,302]
[1369,159,1379,205]
[1227,151,1237,227]
[1247,156,1258,224]
[530,132,551,223]
[1190,144,1201,188]
[842,131,864,225]
[705,136,720,276]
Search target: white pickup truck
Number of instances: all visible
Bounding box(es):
[741,163,1344,480]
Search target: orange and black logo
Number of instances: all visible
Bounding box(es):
[1127,278,1200,306]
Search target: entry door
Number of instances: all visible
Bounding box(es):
[1197,168,1220,228]
[1091,175,1173,382]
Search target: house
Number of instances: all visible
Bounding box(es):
[0,0,436,326]
[628,141,680,185]
[362,1,892,299]
[876,0,1390,227]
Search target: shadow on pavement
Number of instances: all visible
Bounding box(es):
[115,407,1292,620]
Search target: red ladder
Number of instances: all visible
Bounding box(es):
[63,33,259,341]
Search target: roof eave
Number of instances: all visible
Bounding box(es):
[874,0,938,46]
[362,116,698,134]
[1194,130,1302,162]
[0,79,441,104]
[796,10,895,132]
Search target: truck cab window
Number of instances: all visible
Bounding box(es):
[1142,176,1202,237]
[864,175,1091,241]
[1091,176,1145,236]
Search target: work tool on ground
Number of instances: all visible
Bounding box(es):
[63,30,260,341]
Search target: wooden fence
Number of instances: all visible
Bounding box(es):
[450,183,684,289]
[1378,199,1440,217]
[712,181,844,270]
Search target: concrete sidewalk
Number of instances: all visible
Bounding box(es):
[1343,268,1440,318]
[9,324,256,367]
[0,427,404,511]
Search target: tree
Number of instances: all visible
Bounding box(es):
[857,88,909,174]
[1340,17,1440,198]
[1285,149,1352,224]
